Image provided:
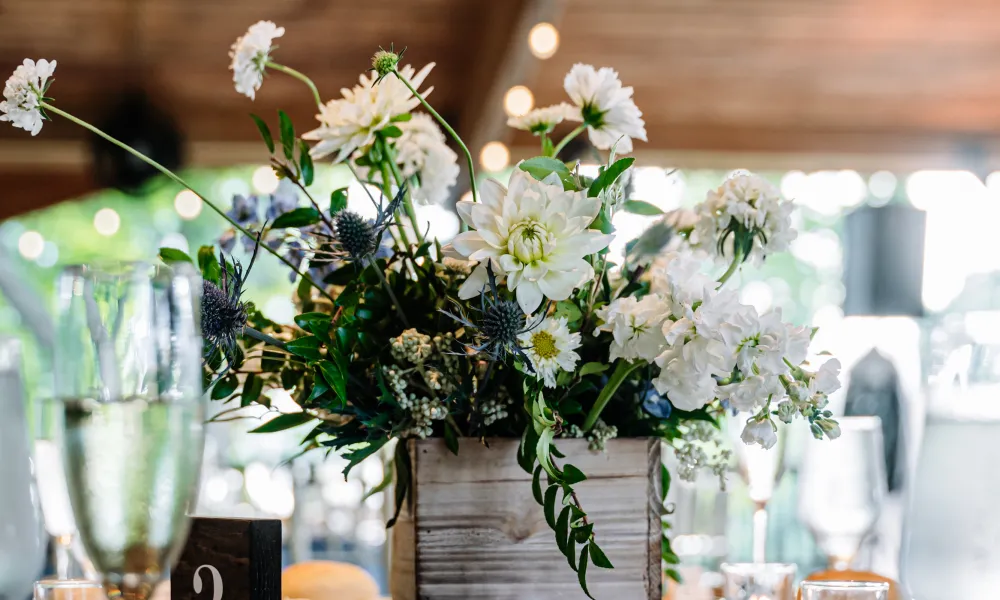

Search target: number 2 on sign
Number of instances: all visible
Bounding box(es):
[193,564,224,600]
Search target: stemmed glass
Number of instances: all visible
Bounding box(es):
[798,416,886,570]
[800,581,888,599]
[53,263,205,600]
[730,422,786,563]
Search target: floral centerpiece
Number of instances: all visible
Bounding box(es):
[2,22,841,596]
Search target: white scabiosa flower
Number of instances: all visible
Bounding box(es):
[229,21,285,100]
[594,295,669,362]
[518,316,581,387]
[563,64,647,153]
[741,418,778,449]
[0,59,56,136]
[506,103,581,135]
[359,113,458,205]
[691,171,796,265]
[448,169,614,313]
[303,63,434,163]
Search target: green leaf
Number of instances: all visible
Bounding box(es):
[285,336,323,361]
[330,188,349,213]
[574,522,594,543]
[318,360,348,406]
[386,441,411,528]
[578,362,609,377]
[665,568,682,583]
[250,114,275,153]
[554,301,583,324]
[241,373,263,407]
[296,274,313,302]
[623,200,664,216]
[249,412,314,433]
[562,465,587,485]
[543,485,559,529]
[294,312,332,332]
[381,125,403,138]
[578,545,594,599]
[278,109,295,160]
[532,465,544,505]
[588,157,635,198]
[661,464,671,499]
[158,247,193,264]
[210,374,239,400]
[342,438,389,478]
[520,156,570,183]
[271,207,321,229]
[307,378,331,403]
[566,528,577,571]
[197,246,221,284]
[558,399,583,416]
[299,139,314,186]
[444,421,459,456]
[588,541,614,569]
[517,424,540,473]
[555,505,572,554]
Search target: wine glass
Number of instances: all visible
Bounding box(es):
[800,581,888,599]
[34,579,106,600]
[730,421,787,563]
[721,562,796,600]
[798,416,887,570]
[53,263,205,600]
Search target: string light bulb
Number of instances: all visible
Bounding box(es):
[480,142,510,172]
[174,190,203,220]
[504,86,534,117]
[93,208,121,236]
[528,23,559,59]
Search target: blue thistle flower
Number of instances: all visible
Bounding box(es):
[202,235,260,365]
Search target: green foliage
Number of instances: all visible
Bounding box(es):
[249,114,275,153]
[249,412,314,433]
[623,200,664,215]
[158,247,193,264]
[271,207,321,229]
[588,157,635,198]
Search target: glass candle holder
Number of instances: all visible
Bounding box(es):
[800,581,889,599]
[34,579,106,600]
[721,563,796,600]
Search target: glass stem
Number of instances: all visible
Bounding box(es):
[41,102,335,304]
[752,505,769,564]
[552,124,587,157]
[392,68,478,203]
[266,61,323,108]
[54,534,73,579]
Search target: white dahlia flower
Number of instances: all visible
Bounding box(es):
[563,64,647,153]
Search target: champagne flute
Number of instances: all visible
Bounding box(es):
[53,263,204,600]
[798,416,886,570]
[730,421,787,563]
[800,581,888,599]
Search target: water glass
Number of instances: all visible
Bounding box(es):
[800,581,888,599]
[34,579,106,600]
[721,562,796,600]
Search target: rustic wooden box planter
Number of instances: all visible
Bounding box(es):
[390,438,663,600]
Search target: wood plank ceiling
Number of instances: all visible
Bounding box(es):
[2,0,1000,216]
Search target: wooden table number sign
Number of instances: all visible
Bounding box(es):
[172,517,281,600]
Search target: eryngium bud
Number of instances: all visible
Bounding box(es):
[480,299,526,350]
[335,210,377,260]
[202,279,248,355]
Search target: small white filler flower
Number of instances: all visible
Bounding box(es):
[0,59,56,136]
[229,21,285,100]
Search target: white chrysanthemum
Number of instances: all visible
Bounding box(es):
[229,21,284,100]
[691,171,796,265]
[358,113,458,205]
[594,295,669,362]
[448,168,613,313]
[303,63,435,163]
[0,59,56,136]
[506,103,581,134]
[563,64,647,153]
[518,316,581,387]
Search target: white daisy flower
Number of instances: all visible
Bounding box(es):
[448,168,614,313]
[0,59,56,136]
[303,63,435,163]
[691,171,796,265]
[563,64,647,153]
[506,102,581,135]
[594,295,669,362]
[229,21,285,100]
[518,316,581,388]
[358,113,459,205]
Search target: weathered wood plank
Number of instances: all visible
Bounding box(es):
[391,438,662,600]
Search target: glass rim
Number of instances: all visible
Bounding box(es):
[720,562,797,574]
[800,580,890,591]
[835,415,883,431]
[34,579,104,589]
[58,260,199,277]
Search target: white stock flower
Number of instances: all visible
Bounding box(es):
[449,169,613,313]
[664,208,700,231]
[229,21,284,100]
[741,418,778,449]
[648,249,715,315]
[718,374,783,413]
[518,316,581,387]
[594,295,669,362]
[0,59,56,136]
[718,307,808,377]
[813,358,842,395]
[653,336,731,411]
[358,113,458,205]
[563,64,647,153]
[303,63,435,163]
[692,171,796,265]
[507,103,581,134]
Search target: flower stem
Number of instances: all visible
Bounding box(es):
[391,68,478,203]
[266,61,323,108]
[582,359,644,432]
[366,256,410,327]
[383,145,425,245]
[42,102,336,304]
[552,124,587,158]
[378,161,413,248]
[716,246,744,288]
[243,326,288,351]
